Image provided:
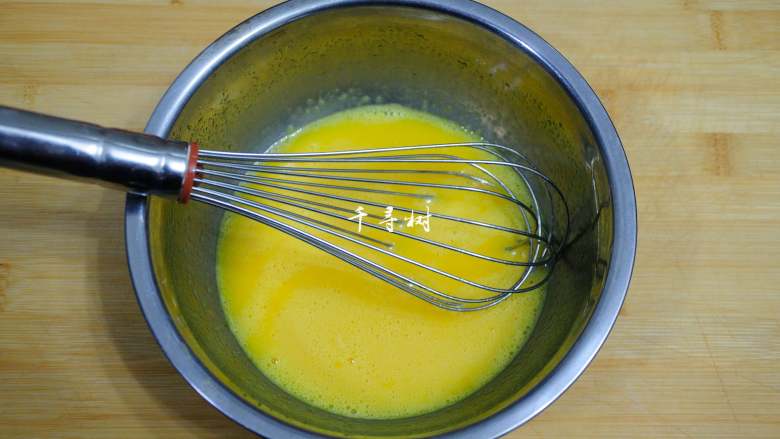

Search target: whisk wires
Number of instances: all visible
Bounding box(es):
[190,142,569,311]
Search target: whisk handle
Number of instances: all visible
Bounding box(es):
[0,105,196,200]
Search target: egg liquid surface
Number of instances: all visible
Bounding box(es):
[217,104,544,419]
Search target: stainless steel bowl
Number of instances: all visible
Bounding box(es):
[125,1,636,437]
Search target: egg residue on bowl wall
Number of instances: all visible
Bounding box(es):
[216,104,544,419]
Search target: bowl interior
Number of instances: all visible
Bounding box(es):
[147,5,612,437]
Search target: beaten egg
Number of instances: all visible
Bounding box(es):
[217,104,544,419]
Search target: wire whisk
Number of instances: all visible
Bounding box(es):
[0,106,569,311]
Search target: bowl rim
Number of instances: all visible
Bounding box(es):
[125,0,637,437]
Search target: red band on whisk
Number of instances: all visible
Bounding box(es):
[178,142,199,203]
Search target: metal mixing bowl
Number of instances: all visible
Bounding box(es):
[125,0,637,437]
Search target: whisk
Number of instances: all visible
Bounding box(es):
[0,105,568,311]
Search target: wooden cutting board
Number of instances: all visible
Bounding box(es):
[0,1,777,437]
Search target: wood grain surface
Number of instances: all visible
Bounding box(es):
[1,1,778,437]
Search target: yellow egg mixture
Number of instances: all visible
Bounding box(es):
[217,104,544,419]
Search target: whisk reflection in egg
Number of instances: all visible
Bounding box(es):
[0,106,569,311]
